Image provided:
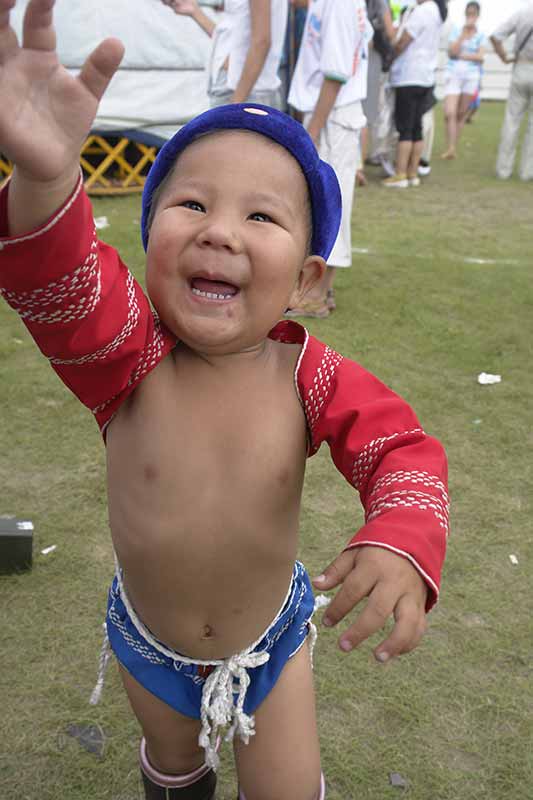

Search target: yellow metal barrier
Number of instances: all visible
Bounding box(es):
[0,134,158,196]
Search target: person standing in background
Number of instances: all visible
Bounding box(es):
[287,0,372,317]
[165,0,288,108]
[384,0,444,188]
[490,2,533,181]
[441,1,486,160]
[362,0,396,183]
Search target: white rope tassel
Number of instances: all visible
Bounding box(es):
[308,594,330,668]
[89,623,112,705]
[198,651,270,770]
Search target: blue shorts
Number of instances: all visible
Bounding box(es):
[106,561,316,721]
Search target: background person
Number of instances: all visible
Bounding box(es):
[490,2,533,181]
[166,0,288,108]
[441,1,486,160]
[360,0,396,184]
[383,0,445,188]
[287,0,372,317]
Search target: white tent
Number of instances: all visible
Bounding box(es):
[11,0,220,144]
[11,0,527,142]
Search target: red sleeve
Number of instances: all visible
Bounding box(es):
[0,176,176,435]
[298,334,449,610]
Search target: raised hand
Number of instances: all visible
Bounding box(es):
[313,545,428,663]
[0,0,124,184]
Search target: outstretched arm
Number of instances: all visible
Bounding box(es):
[298,345,448,663]
[0,0,123,234]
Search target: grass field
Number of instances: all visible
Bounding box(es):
[1,101,532,800]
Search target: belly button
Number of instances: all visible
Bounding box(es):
[201,625,214,640]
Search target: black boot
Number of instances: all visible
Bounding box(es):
[140,738,216,800]
[141,767,216,799]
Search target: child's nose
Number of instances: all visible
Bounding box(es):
[196,219,243,253]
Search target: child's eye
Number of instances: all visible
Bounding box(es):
[248,212,273,223]
[181,200,205,213]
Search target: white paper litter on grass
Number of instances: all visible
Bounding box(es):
[94,217,109,230]
[41,545,57,555]
[509,554,519,565]
[477,372,501,385]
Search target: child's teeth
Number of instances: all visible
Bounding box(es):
[192,288,232,300]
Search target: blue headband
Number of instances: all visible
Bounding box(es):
[141,103,341,260]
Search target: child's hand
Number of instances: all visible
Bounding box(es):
[0,0,124,184]
[313,546,428,663]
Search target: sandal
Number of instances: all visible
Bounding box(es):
[285,298,330,319]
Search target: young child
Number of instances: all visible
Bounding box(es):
[0,2,448,799]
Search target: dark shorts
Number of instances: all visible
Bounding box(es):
[394,85,434,142]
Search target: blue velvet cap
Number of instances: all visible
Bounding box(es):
[141,103,341,260]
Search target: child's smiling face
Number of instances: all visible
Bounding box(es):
[145,130,324,356]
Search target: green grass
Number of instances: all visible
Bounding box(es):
[1,101,532,799]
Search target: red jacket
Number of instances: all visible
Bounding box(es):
[0,176,448,608]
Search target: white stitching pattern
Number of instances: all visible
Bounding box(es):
[366,489,450,533]
[369,469,448,499]
[304,346,343,432]
[50,272,140,365]
[1,237,100,325]
[351,428,423,491]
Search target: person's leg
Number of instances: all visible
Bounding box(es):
[396,139,413,175]
[496,70,528,179]
[294,120,358,311]
[407,140,424,181]
[442,93,459,158]
[420,108,434,165]
[456,91,475,141]
[383,86,412,185]
[356,126,368,186]
[234,640,323,800]
[119,664,216,799]
[518,67,533,181]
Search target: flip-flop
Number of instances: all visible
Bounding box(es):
[285,301,330,319]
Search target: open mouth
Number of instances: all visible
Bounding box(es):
[190,277,240,301]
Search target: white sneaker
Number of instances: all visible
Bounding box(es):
[418,161,431,176]
[408,175,420,187]
[382,173,409,188]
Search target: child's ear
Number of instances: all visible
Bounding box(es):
[289,255,327,307]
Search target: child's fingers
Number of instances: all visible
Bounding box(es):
[374,594,426,663]
[0,0,18,58]
[335,585,394,653]
[321,564,377,629]
[0,0,16,28]
[22,0,56,52]
[312,548,357,591]
[78,38,125,103]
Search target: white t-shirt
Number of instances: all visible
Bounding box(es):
[389,0,442,88]
[209,0,288,94]
[288,0,372,113]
